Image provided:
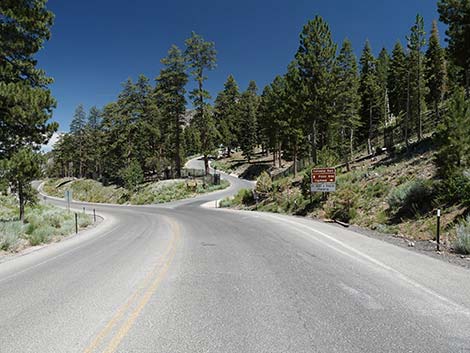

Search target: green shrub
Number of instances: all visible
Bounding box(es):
[0,221,23,251]
[365,181,388,199]
[325,188,357,223]
[26,225,55,246]
[436,173,470,207]
[256,172,272,196]
[78,213,92,228]
[0,195,93,251]
[119,160,144,191]
[232,188,254,206]
[219,198,232,208]
[387,179,436,220]
[317,146,339,167]
[454,217,470,255]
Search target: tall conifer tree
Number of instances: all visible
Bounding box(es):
[359,40,379,154]
[0,0,57,158]
[426,20,447,122]
[296,15,337,164]
[155,45,188,177]
[438,0,470,94]
[334,39,361,167]
[214,75,240,156]
[185,32,217,175]
[407,14,427,142]
[239,81,259,162]
[376,48,390,146]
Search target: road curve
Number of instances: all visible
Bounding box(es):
[1,161,470,353]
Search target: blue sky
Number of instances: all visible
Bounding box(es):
[38,0,445,132]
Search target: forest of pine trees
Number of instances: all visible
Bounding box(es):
[52,0,463,189]
[2,0,470,203]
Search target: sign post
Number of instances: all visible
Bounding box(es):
[65,190,73,212]
[311,168,336,193]
[436,209,441,252]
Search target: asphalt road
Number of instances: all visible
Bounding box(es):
[1,158,470,352]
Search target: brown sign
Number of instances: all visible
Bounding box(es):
[311,168,336,183]
[311,168,336,192]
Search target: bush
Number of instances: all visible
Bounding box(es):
[454,217,470,255]
[27,225,55,246]
[365,181,388,198]
[119,160,144,191]
[256,172,272,197]
[0,195,93,251]
[0,221,23,251]
[387,179,436,220]
[219,198,232,208]
[78,213,92,228]
[436,173,470,207]
[325,188,357,223]
[232,188,254,206]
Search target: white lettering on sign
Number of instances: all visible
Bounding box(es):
[311,168,336,193]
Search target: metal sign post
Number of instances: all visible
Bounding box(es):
[65,190,73,212]
[436,209,441,252]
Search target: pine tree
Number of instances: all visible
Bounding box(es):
[239,81,259,162]
[85,106,102,178]
[0,0,57,158]
[376,48,390,147]
[70,104,87,134]
[258,79,283,167]
[116,79,139,167]
[334,39,361,168]
[407,14,427,142]
[435,88,470,178]
[6,147,43,221]
[426,20,447,123]
[214,75,240,157]
[438,0,470,94]
[51,133,75,178]
[136,74,161,176]
[70,104,87,177]
[284,61,307,175]
[100,85,135,182]
[87,106,102,130]
[295,15,337,164]
[359,40,379,154]
[184,32,217,175]
[388,42,408,147]
[388,42,408,119]
[155,45,188,177]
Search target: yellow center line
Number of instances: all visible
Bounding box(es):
[82,217,180,353]
[102,220,181,353]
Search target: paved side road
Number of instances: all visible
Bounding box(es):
[1,166,469,352]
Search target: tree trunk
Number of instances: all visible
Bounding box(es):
[18,183,25,222]
[175,113,181,178]
[311,120,317,165]
[417,54,422,142]
[293,143,298,177]
[278,143,282,168]
[349,127,354,163]
[368,103,373,155]
[406,70,411,152]
[273,149,276,167]
[204,154,209,176]
[466,68,470,98]
[383,88,388,148]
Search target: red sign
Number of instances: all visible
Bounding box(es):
[311,168,336,183]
